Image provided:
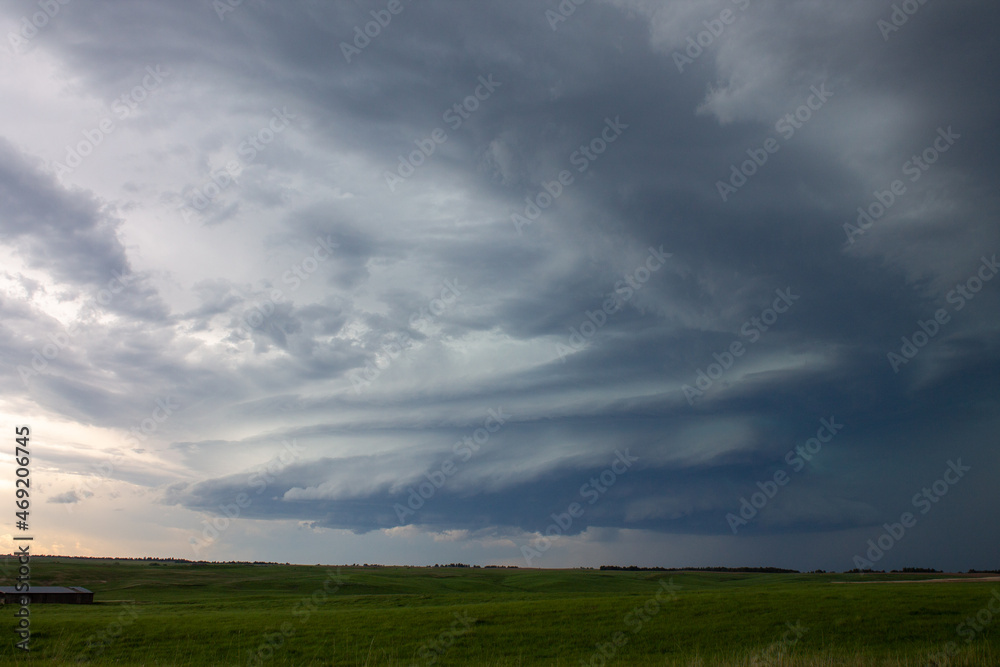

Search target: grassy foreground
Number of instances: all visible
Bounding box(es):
[0,558,997,665]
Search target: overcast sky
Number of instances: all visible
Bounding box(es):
[1,0,997,571]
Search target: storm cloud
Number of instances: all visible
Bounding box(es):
[1,0,997,570]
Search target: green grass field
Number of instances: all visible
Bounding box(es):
[1,558,998,665]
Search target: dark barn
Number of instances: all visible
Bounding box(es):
[0,586,94,604]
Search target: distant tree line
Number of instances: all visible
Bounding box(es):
[4,555,994,573]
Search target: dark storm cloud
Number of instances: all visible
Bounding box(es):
[4,0,998,568]
[356,0,993,552]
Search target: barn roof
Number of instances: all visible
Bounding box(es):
[0,586,92,594]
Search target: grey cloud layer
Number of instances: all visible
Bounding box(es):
[2,0,998,568]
